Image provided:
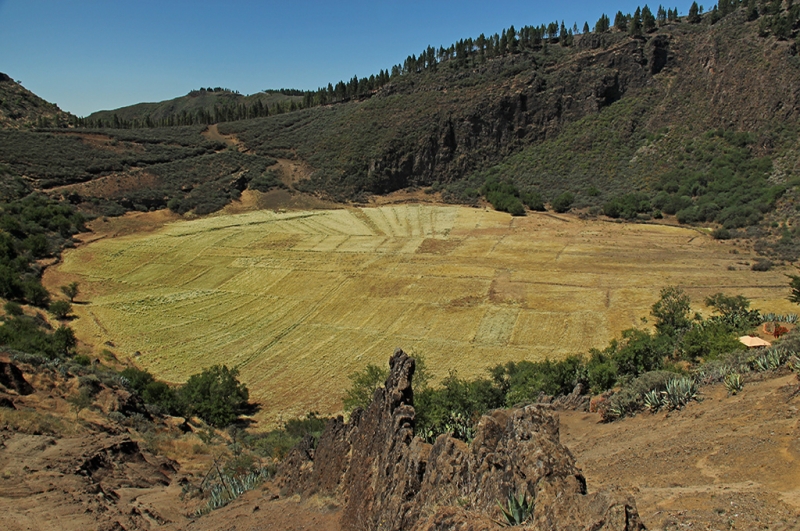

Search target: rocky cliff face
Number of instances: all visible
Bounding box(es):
[362,35,663,194]
[278,349,644,531]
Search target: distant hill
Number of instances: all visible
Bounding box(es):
[0,73,74,129]
[85,88,304,127]
[3,2,800,259]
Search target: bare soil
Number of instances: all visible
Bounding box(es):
[2,355,798,530]
[560,373,800,530]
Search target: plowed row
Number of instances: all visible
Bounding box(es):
[57,205,796,425]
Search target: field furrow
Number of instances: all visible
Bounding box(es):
[54,205,799,426]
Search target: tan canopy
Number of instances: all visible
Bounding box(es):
[739,336,772,348]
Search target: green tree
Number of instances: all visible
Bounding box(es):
[180,365,249,428]
[651,286,692,337]
[52,325,77,356]
[642,5,657,32]
[67,387,93,420]
[614,11,628,31]
[679,321,741,361]
[688,1,701,23]
[49,300,71,319]
[657,5,667,25]
[705,293,750,318]
[551,192,575,213]
[595,13,611,32]
[60,281,79,303]
[22,280,50,307]
[788,275,800,305]
[583,21,590,33]
[630,7,643,36]
[343,363,388,412]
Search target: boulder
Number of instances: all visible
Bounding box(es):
[0,361,34,395]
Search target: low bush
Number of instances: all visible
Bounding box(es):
[751,259,773,271]
[606,370,678,418]
[551,192,575,213]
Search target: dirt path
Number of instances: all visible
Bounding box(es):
[559,373,800,530]
[201,124,241,149]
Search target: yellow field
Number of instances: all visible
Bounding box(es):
[56,205,797,426]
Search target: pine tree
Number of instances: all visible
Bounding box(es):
[508,25,517,53]
[667,7,677,22]
[595,13,610,32]
[547,21,559,41]
[657,5,667,25]
[630,7,643,35]
[688,1,701,23]
[583,21,590,33]
[642,5,657,32]
[614,11,628,31]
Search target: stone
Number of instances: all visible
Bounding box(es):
[277,348,645,531]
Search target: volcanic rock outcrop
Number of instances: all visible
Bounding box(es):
[278,348,644,530]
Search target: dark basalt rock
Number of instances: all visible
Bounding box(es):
[0,361,35,395]
[278,348,644,531]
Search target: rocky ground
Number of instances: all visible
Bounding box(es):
[1,354,799,530]
[560,371,800,531]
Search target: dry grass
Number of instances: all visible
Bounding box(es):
[0,408,85,436]
[53,205,798,427]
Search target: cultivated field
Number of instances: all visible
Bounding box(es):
[55,205,797,426]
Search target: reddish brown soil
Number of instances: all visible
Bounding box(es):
[560,373,800,530]
[1,355,798,530]
[47,170,162,199]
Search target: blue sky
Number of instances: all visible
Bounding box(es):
[0,1,693,116]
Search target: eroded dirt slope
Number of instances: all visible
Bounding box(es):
[560,373,800,530]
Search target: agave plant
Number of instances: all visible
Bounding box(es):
[663,377,698,410]
[194,467,272,516]
[643,389,663,412]
[753,347,791,372]
[724,372,743,395]
[497,490,534,526]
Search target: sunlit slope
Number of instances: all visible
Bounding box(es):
[59,205,795,425]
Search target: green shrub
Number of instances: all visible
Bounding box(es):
[48,300,71,319]
[724,372,743,394]
[607,370,678,418]
[4,301,23,316]
[249,170,284,192]
[551,192,575,213]
[751,259,773,271]
[712,227,731,240]
[343,363,388,412]
[602,192,651,219]
[180,365,249,428]
[679,321,742,361]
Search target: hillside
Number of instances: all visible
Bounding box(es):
[85,88,304,128]
[1,348,798,530]
[0,73,74,129]
[2,5,800,256]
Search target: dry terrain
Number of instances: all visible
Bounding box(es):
[1,356,798,530]
[47,205,798,425]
